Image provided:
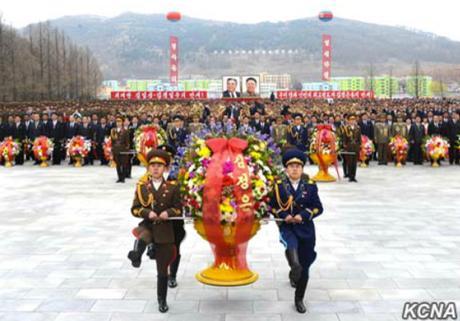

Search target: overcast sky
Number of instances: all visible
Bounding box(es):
[1,0,459,41]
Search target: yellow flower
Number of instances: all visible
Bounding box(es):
[255,180,264,188]
[197,146,211,158]
[250,151,261,160]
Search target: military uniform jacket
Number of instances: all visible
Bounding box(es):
[287,125,308,151]
[374,122,390,144]
[271,176,323,241]
[391,122,408,138]
[271,124,288,144]
[110,128,130,155]
[131,175,182,244]
[342,125,362,153]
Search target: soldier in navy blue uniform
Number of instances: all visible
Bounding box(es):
[271,149,323,313]
[287,114,309,152]
[168,115,187,149]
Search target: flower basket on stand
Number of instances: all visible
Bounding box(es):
[0,137,20,168]
[32,136,54,167]
[309,125,339,182]
[359,135,375,168]
[67,136,91,167]
[134,125,167,166]
[389,135,409,167]
[424,136,449,167]
[179,133,282,286]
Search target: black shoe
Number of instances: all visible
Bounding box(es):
[127,240,146,268]
[289,277,297,288]
[116,179,125,183]
[168,276,178,288]
[295,298,307,313]
[349,178,358,183]
[127,251,142,268]
[158,299,169,313]
[157,276,169,313]
[126,176,132,179]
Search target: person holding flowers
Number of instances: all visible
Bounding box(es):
[271,148,324,314]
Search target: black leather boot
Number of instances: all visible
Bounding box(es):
[285,250,296,288]
[168,254,181,288]
[285,249,302,286]
[294,273,309,314]
[127,239,147,268]
[157,276,169,313]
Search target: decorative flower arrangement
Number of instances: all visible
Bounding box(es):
[103,137,113,163]
[178,132,282,223]
[134,125,167,165]
[0,137,20,166]
[67,136,91,159]
[33,136,54,163]
[309,125,340,155]
[359,135,375,164]
[425,135,450,166]
[389,135,409,166]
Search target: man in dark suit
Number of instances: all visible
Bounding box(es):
[358,113,374,140]
[28,114,46,164]
[12,115,27,165]
[48,113,65,165]
[224,104,241,125]
[448,112,460,165]
[96,117,110,165]
[428,116,442,136]
[222,78,241,98]
[409,116,426,165]
[78,116,94,165]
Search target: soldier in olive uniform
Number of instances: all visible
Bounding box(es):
[374,114,390,165]
[111,116,130,183]
[131,149,182,313]
[342,115,362,182]
[271,115,288,147]
[188,114,204,134]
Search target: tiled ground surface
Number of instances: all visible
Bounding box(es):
[0,162,459,321]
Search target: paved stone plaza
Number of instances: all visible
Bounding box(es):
[0,163,459,321]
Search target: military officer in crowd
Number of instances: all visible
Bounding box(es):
[271,149,324,313]
[168,115,187,149]
[287,114,309,152]
[342,115,362,182]
[374,114,390,165]
[130,149,182,313]
[111,116,131,183]
[271,115,288,147]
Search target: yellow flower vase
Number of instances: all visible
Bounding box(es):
[5,161,13,168]
[194,218,261,286]
[40,160,48,168]
[109,160,116,168]
[74,157,82,168]
[310,153,336,182]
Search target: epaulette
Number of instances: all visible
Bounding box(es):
[168,180,177,185]
[137,172,151,185]
[308,179,316,185]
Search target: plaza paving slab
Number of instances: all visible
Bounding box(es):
[0,162,459,321]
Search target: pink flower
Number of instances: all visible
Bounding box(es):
[222,160,234,175]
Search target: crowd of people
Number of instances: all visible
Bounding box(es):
[0,98,459,175]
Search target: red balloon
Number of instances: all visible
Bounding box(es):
[166,12,182,22]
[319,11,333,22]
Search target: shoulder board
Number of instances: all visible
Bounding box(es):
[137,173,151,185]
[168,180,177,185]
[308,179,316,185]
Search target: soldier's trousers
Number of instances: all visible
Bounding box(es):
[377,143,388,164]
[411,144,423,164]
[155,243,177,277]
[346,155,358,179]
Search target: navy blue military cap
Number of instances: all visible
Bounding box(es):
[282,148,307,167]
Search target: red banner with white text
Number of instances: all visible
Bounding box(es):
[170,36,179,86]
[276,91,375,100]
[322,35,332,81]
[110,91,208,100]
